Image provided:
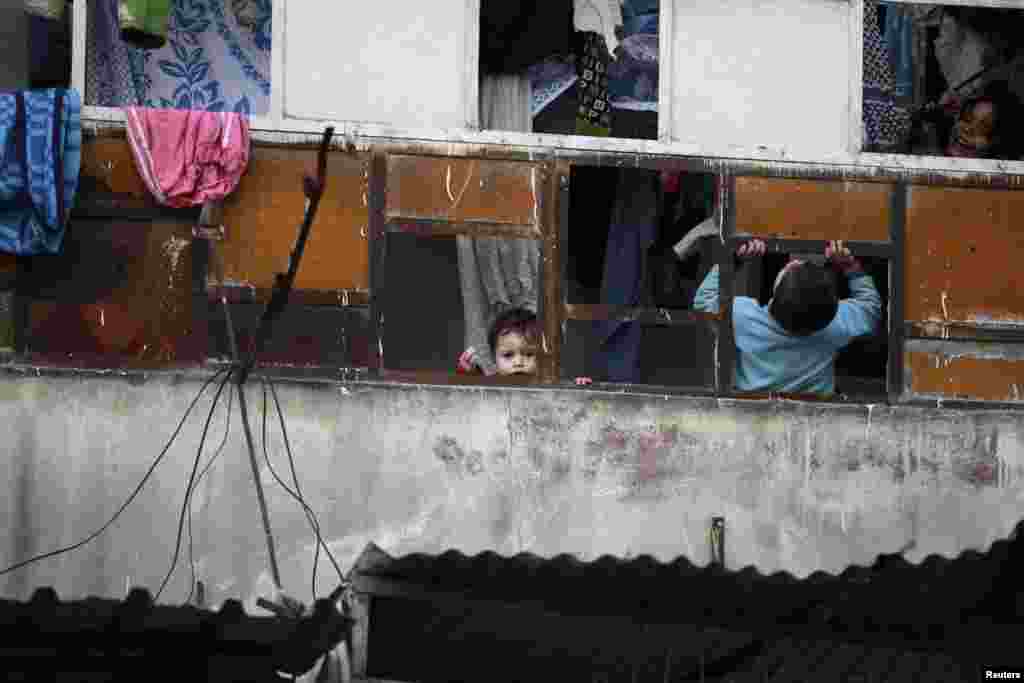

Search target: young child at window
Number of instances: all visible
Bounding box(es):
[457,308,592,385]
[693,240,882,395]
[940,86,1024,160]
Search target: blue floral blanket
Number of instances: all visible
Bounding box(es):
[88,0,271,116]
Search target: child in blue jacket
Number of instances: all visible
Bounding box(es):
[694,240,882,395]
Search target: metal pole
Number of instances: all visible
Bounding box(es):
[223,296,283,589]
[236,380,283,589]
[218,126,334,592]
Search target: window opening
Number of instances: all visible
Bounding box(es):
[382,232,545,382]
[84,0,271,115]
[564,165,718,387]
[481,1,660,141]
[697,240,889,400]
[864,1,1024,161]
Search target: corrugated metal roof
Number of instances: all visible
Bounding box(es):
[350,520,1024,681]
[0,587,349,681]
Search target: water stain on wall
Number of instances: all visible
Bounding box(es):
[433,435,484,478]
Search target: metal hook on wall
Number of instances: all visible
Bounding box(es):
[709,516,725,567]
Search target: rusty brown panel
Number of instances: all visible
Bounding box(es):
[0,254,15,275]
[215,147,370,292]
[905,350,1024,402]
[79,137,150,198]
[734,177,890,242]
[386,155,539,228]
[24,220,204,365]
[905,186,1024,325]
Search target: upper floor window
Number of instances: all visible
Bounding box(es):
[862,0,1024,162]
[480,1,661,141]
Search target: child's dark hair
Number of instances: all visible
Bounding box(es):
[488,308,539,357]
[769,264,838,336]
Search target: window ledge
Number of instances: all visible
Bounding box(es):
[78,106,1024,187]
[0,356,1018,411]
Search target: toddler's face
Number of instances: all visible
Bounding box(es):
[494,331,538,376]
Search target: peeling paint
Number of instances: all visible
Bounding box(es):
[161,236,189,291]
[530,167,539,228]
[907,349,1024,402]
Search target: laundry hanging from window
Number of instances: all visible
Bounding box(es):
[118,0,173,49]
[86,0,271,115]
[123,107,251,207]
[0,88,82,255]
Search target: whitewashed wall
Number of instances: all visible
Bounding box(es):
[3,374,1024,613]
[668,0,851,158]
[284,0,472,130]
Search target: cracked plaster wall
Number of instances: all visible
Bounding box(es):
[2,374,1024,611]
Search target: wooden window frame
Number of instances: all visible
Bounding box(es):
[545,167,902,403]
[6,137,1024,409]
[369,157,904,403]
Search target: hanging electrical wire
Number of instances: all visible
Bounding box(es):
[192,377,236,492]
[262,379,346,599]
[259,381,319,601]
[186,380,235,605]
[155,369,234,602]
[0,368,231,579]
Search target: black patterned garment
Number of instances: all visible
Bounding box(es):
[479,0,574,75]
[576,32,613,136]
[863,1,913,151]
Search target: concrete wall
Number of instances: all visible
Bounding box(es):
[669,0,850,158]
[3,371,1024,612]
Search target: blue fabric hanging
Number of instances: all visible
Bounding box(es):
[597,168,659,383]
[863,1,911,150]
[0,88,82,255]
[882,2,914,103]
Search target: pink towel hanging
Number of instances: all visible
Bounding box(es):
[124,107,250,208]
